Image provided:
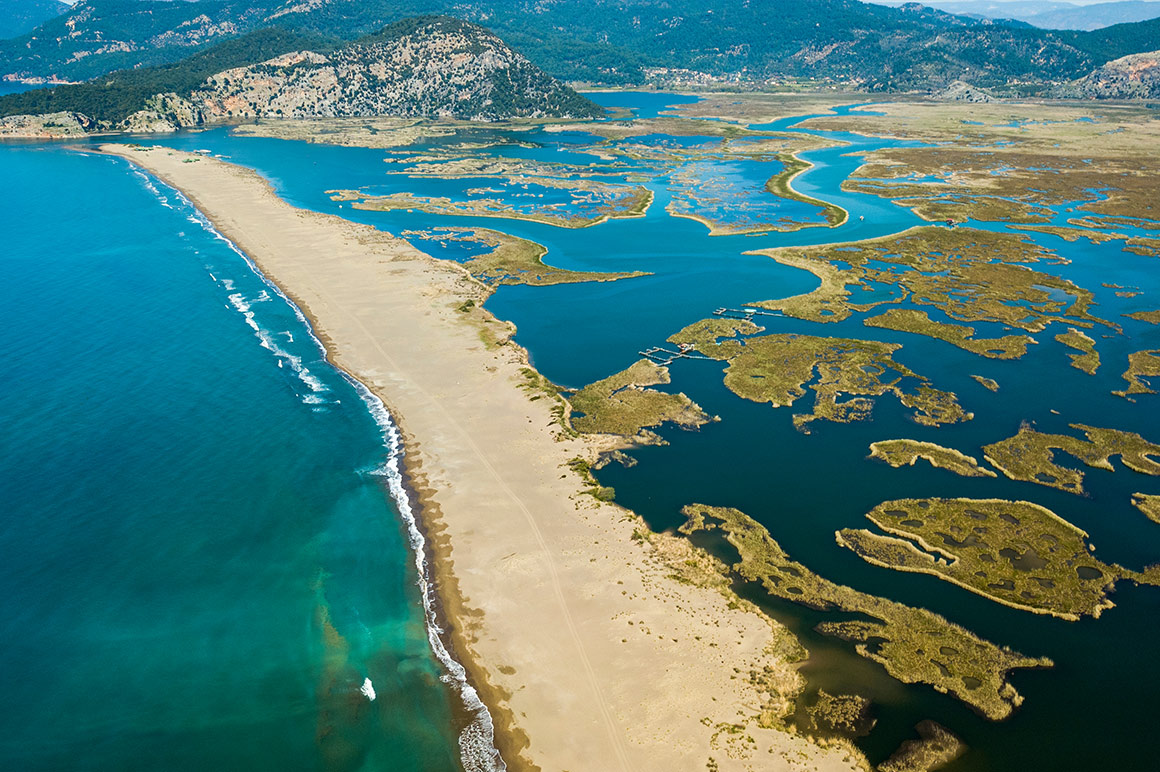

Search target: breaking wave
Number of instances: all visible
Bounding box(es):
[140,165,506,772]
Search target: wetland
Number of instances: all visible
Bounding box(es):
[123,91,1160,771]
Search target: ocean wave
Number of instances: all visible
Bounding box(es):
[138,166,505,771]
[350,375,507,772]
[130,167,174,209]
[226,289,329,395]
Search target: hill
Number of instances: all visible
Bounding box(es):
[1057,49,1160,97]
[0,17,602,134]
[5,0,1160,91]
[0,0,69,42]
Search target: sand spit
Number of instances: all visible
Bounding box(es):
[97,144,863,772]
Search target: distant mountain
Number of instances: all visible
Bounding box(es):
[1025,1,1160,30]
[5,0,1160,91]
[876,0,1160,31]
[0,17,602,134]
[0,0,69,41]
[1057,48,1160,96]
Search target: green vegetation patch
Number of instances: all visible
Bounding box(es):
[330,182,652,229]
[404,226,647,287]
[870,440,996,478]
[1055,328,1100,375]
[1124,310,1160,325]
[1132,493,1160,525]
[666,318,764,358]
[668,321,970,431]
[982,424,1160,495]
[839,497,1160,620]
[1115,349,1160,398]
[747,227,1108,334]
[800,690,874,738]
[971,375,1000,392]
[569,360,710,441]
[878,721,966,772]
[680,504,1050,720]
[864,308,1035,360]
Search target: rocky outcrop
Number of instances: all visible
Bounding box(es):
[933,80,996,103]
[186,19,601,123]
[1058,50,1160,99]
[120,92,205,133]
[0,17,601,136]
[0,110,90,138]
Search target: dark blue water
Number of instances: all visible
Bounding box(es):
[0,147,471,771]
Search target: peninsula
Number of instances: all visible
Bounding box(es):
[97,144,863,772]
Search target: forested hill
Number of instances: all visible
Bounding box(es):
[5,0,1160,90]
[0,17,603,132]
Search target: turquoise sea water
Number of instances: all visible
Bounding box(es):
[0,147,485,771]
[4,92,1160,770]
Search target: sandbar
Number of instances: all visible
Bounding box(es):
[96,144,862,772]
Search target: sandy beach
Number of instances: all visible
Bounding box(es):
[98,144,864,772]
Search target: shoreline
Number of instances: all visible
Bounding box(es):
[95,143,865,772]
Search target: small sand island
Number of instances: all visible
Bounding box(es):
[96,144,867,772]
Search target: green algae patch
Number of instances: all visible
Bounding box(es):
[864,308,1035,360]
[1055,328,1100,374]
[982,424,1160,495]
[878,720,966,772]
[569,360,710,442]
[669,321,971,431]
[405,226,648,287]
[971,375,1000,392]
[839,497,1160,621]
[1115,349,1160,398]
[870,440,996,478]
[1132,493,1160,525]
[746,227,1110,334]
[680,504,1051,720]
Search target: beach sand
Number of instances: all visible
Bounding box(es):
[99,144,864,772]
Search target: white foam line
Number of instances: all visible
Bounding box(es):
[130,167,174,209]
[145,167,506,772]
[350,373,507,772]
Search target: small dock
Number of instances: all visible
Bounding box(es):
[639,345,718,366]
[713,306,785,322]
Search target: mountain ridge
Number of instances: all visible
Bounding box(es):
[6,0,1160,91]
[0,17,603,136]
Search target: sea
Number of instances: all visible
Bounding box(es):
[2,90,1159,771]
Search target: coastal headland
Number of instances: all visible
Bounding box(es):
[96,144,865,772]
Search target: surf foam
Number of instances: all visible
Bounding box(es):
[140,166,506,772]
